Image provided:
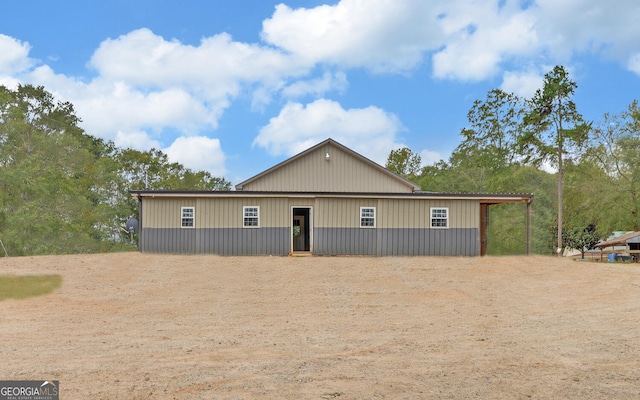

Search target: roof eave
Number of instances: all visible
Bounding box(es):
[130,190,533,204]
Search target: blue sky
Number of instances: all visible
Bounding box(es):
[1,0,640,184]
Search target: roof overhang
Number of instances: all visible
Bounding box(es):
[595,231,640,249]
[130,190,533,203]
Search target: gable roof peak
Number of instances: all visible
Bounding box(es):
[236,138,420,192]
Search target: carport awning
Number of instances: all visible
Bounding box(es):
[595,231,640,249]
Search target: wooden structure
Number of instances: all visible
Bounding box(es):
[131,139,533,256]
[595,231,640,262]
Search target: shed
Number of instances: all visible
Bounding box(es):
[595,231,640,261]
[131,138,533,256]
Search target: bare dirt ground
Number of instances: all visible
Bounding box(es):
[1,253,639,399]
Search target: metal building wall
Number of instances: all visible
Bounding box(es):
[140,197,291,229]
[140,228,290,255]
[139,196,291,255]
[313,197,479,229]
[240,143,414,193]
[313,228,479,256]
[138,195,481,256]
[312,197,480,256]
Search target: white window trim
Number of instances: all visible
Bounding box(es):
[360,206,376,228]
[181,206,195,228]
[430,207,449,229]
[243,206,260,228]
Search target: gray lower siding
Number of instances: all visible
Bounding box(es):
[314,227,479,256]
[140,228,290,255]
[140,227,479,256]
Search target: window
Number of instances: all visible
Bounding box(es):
[360,207,376,228]
[181,207,194,228]
[431,207,448,228]
[243,206,260,228]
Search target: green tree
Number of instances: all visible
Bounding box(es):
[520,66,591,255]
[455,88,524,169]
[116,148,231,191]
[0,85,112,254]
[586,101,640,233]
[486,166,557,254]
[386,147,422,181]
[562,224,600,259]
[438,89,526,193]
[113,148,232,238]
[0,84,232,255]
[414,160,454,192]
[562,159,614,238]
[414,87,558,254]
[415,156,556,254]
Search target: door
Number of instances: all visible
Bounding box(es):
[293,216,305,251]
[292,207,312,252]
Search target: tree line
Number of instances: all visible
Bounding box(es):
[0,84,230,256]
[386,66,640,256]
[2,65,638,256]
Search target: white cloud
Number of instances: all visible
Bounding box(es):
[282,71,348,99]
[533,0,640,60]
[419,149,444,167]
[89,28,305,98]
[432,2,538,80]
[114,130,161,151]
[0,34,33,75]
[28,64,225,139]
[0,75,20,89]
[627,53,640,75]
[79,28,307,138]
[15,27,326,175]
[500,70,544,98]
[262,0,444,73]
[261,0,640,80]
[2,0,640,179]
[21,63,229,174]
[254,99,404,164]
[86,84,216,138]
[163,136,226,177]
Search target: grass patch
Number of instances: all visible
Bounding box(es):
[0,275,62,301]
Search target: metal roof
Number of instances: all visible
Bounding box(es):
[595,231,640,248]
[130,189,533,203]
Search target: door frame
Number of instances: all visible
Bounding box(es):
[291,206,313,254]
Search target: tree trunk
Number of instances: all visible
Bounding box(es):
[558,154,563,256]
[557,131,563,257]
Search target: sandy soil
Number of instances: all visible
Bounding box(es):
[1,253,639,399]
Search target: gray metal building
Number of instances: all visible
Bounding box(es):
[131,139,532,256]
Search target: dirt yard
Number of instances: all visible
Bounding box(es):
[1,253,639,399]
